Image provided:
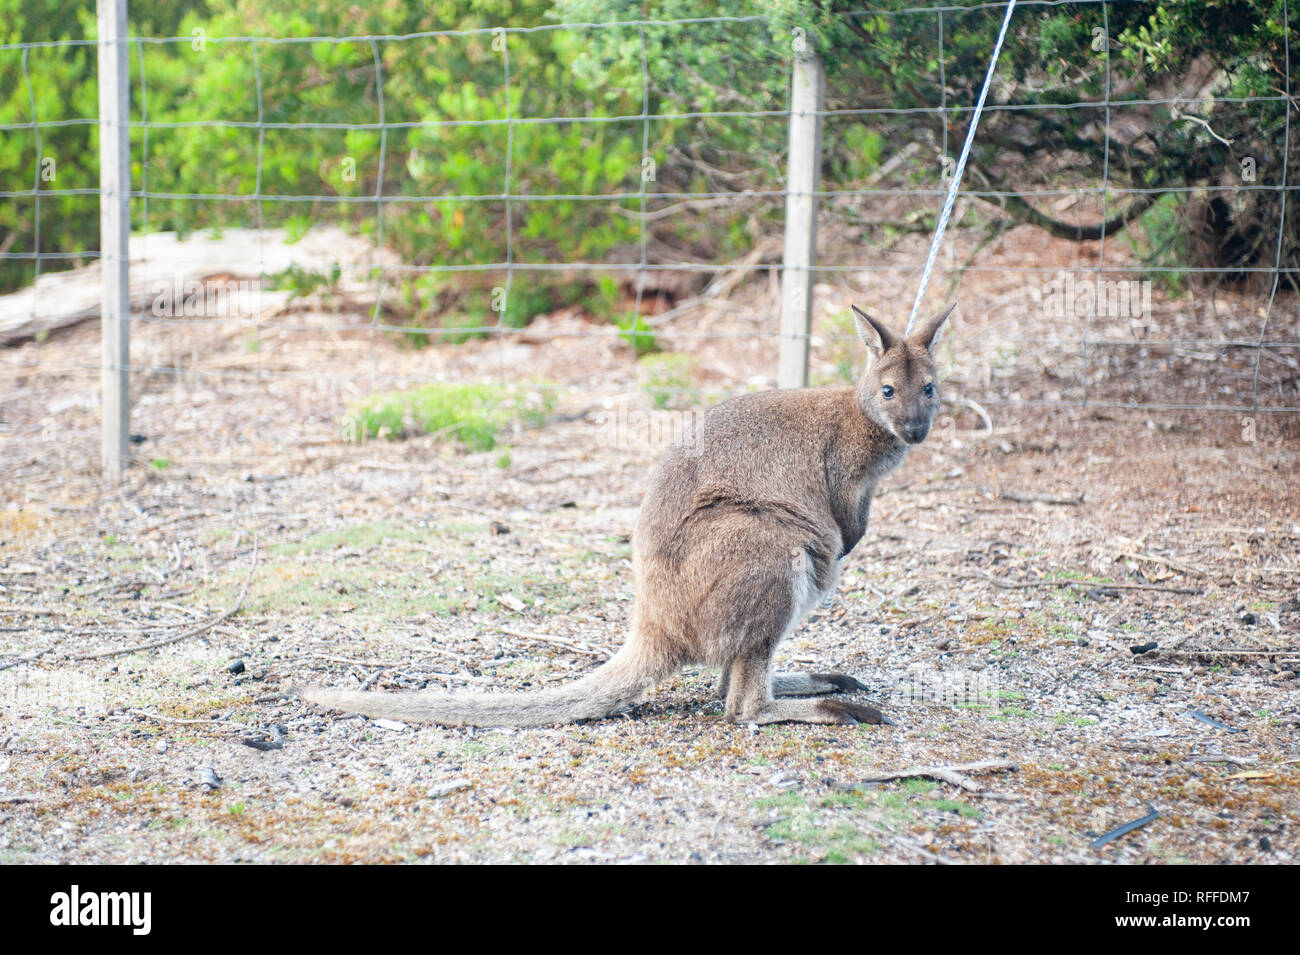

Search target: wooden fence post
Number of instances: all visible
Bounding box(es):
[778,49,824,389]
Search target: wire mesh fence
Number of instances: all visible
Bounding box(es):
[0,0,1296,477]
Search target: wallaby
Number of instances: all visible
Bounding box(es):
[300,303,954,728]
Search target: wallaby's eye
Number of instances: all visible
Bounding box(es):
[881,385,895,399]
[924,383,935,398]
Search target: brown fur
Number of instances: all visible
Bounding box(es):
[300,304,954,727]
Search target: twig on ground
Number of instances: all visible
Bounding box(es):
[499,626,612,657]
[0,640,62,672]
[1000,489,1084,506]
[72,538,258,661]
[314,654,405,668]
[1185,754,1258,766]
[836,759,1017,794]
[125,708,259,734]
[1117,551,1213,579]
[963,570,1201,595]
[1166,647,1299,657]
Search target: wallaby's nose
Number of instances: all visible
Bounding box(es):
[902,421,929,444]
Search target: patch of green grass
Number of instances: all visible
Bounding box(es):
[1046,569,1094,582]
[1053,714,1099,727]
[931,798,983,819]
[763,808,880,863]
[1129,192,1187,296]
[616,312,658,356]
[342,382,557,450]
[753,791,805,811]
[199,519,590,619]
[264,263,342,298]
[431,311,490,345]
[637,352,697,409]
[812,310,861,386]
[271,521,423,557]
[499,285,555,330]
[150,458,171,470]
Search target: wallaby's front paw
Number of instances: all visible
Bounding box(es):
[815,698,894,726]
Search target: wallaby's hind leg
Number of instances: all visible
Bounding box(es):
[714,666,731,701]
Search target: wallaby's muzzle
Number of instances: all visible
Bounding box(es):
[901,420,931,444]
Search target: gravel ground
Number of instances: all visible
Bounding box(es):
[1,224,1298,864]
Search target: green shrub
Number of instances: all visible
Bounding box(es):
[616,312,658,357]
[342,381,556,451]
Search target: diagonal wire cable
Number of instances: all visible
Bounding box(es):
[906,0,1017,333]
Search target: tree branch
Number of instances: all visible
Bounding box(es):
[985,188,1161,241]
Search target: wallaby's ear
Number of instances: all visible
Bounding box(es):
[913,302,956,352]
[851,305,898,359]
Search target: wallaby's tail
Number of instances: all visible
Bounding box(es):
[297,643,664,727]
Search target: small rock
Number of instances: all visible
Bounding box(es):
[155,740,168,754]
[497,593,526,613]
[242,725,286,751]
[228,659,245,675]
[200,765,221,791]
[428,778,472,798]
[490,522,510,536]
[373,718,408,731]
